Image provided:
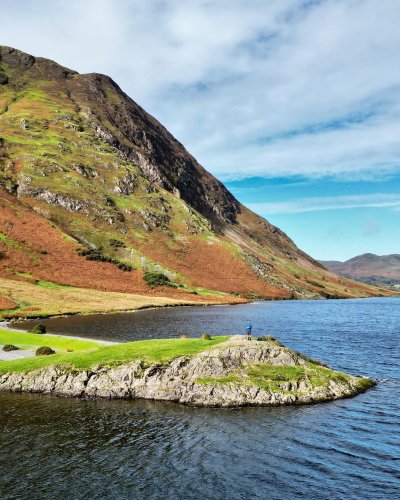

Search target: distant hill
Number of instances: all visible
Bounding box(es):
[320,254,400,287]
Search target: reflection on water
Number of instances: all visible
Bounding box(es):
[2,297,400,499]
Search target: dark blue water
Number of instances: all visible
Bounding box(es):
[2,298,400,499]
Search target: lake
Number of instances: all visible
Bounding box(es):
[1,297,399,499]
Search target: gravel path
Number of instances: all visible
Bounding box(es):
[0,322,118,362]
[0,348,36,361]
[0,322,118,345]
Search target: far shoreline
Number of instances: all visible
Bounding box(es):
[1,297,250,328]
[4,294,398,330]
[3,295,398,345]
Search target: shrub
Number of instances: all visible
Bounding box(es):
[270,337,284,347]
[77,247,132,272]
[144,272,175,287]
[36,346,55,356]
[257,335,283,345]
[103,196,116,207]
[321,292,341,299]
[31,324,46,334]
[116,262,132,272]
[3,344,19,352]
[257,335,275,342]
[110,239,125,248]
[202,334,212,340]
[77,248,107,260]
[306,280,325,288]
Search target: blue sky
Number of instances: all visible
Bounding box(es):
[225,175,400,260]
[1,0,400,260]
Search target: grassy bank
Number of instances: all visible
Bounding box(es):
[0,277,202,320]
[0,328,100,352]
[0,336,229,374]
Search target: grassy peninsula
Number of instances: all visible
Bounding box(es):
[0,331,228,374]
[0,332,374,406]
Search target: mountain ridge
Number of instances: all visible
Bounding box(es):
[320,253,400,287]
[0,45,389,315]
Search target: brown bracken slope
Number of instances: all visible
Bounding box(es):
[0,46,390,313]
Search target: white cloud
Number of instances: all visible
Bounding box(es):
[247,193,400,214]
[1,0,400,180]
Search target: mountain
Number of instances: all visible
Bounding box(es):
[320,254,400,287]
[0,46,386,314]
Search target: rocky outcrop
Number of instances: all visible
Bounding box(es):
[113,173,137,195]
[0,338,374,407]
[64,70,241,230]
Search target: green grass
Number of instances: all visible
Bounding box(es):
[197,361,358,394]
[36,280,74,290]
[0,335,229,374]
[13,272,71,289]
[306,362,351,386]
[15,272,34,279]
[190,287,230,297]
[0,328,99,352]
[247,364,305,381]
[245,364,307,392]
[0,232,25,250]
[355,377,375,391]
[113,195,143,211]
[19,88,52,102]
[197,375,237,384]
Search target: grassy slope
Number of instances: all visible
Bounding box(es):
[0,74,265,297]
[0,328,99,351]
[0,191,242,312]
[0,49,390,303]
[0,336,229,374]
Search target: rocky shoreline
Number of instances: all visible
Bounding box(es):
[0,337,374,407]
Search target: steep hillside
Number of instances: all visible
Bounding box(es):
[0,46,387,315]
[321,254,400,287]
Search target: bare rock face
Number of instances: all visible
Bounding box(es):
[69,73,241,230]
[0,338,373,407]
[113,173,137,195]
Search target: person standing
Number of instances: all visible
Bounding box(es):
[245,320,252,340]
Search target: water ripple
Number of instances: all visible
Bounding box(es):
[1,297,400,499]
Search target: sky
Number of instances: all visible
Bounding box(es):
[1,0,399,260]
